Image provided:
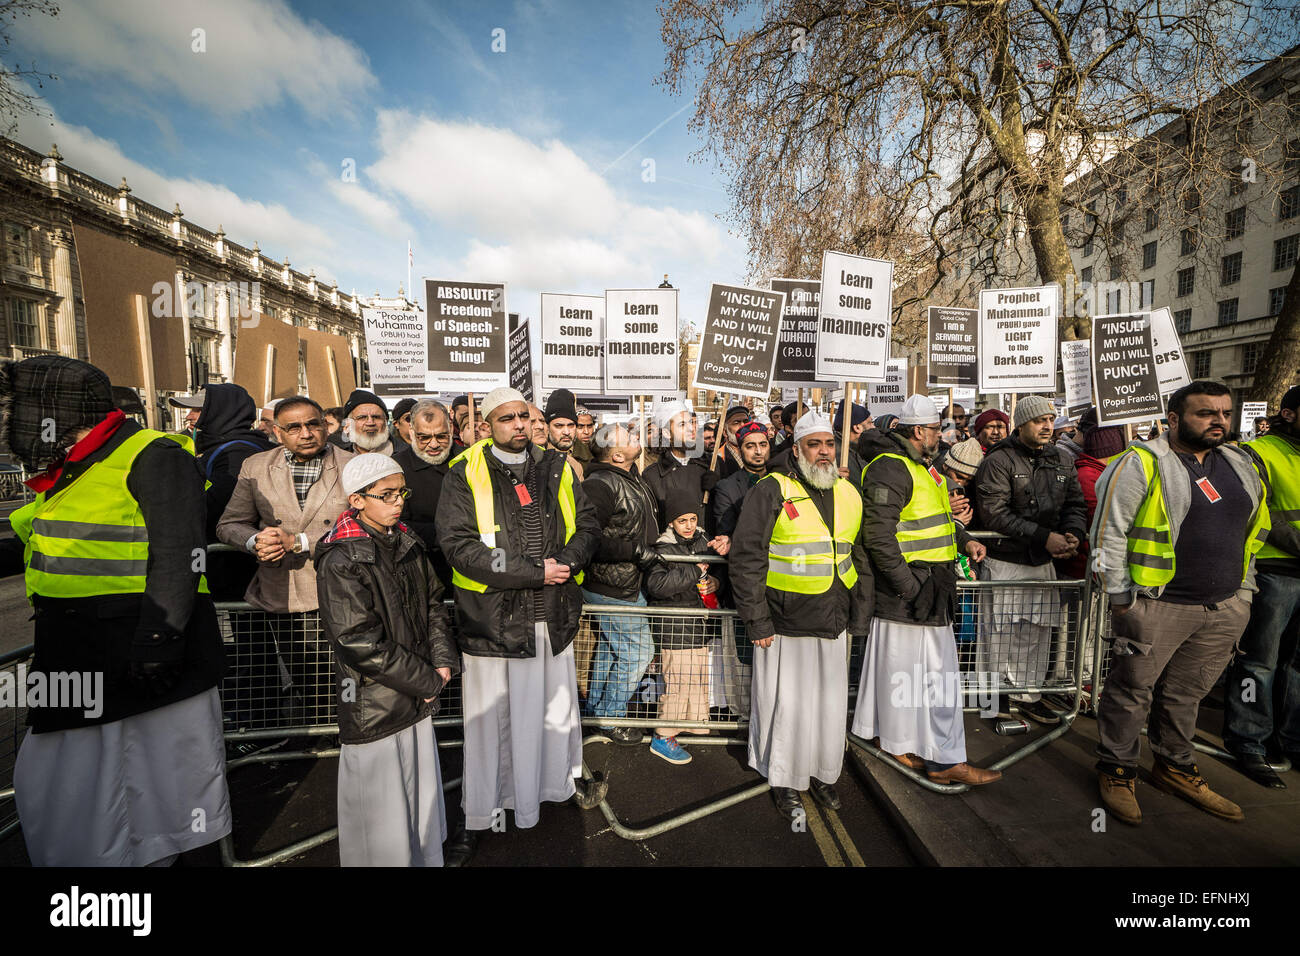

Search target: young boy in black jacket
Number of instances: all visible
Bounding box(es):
[315,453,460,866]
[643,494,722,765]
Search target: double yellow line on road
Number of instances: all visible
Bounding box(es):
[803,796,866,867]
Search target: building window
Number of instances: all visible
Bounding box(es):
[4,222,32,269]
[1242,341,1261,375]
[1180,229,1197,255]
[1183,189,1200,213]
[1221,252,1242,285]
[1145,207,1158,232]
[1225,206,1246,238]
[1106,288,1122,313]
[1177,267,1195,297]
[1192,351,1211,378]
[1061,213,1070,233]
[1275,234,1299,271]
[1083,239,1094,257]
[1081,265,1093,285]
[1142,241,1157,269]
[1174,308,1192,333]
[1116,187,1127,207]
[983,274,993,290]
[1281,185,1300,221]
[1286,140,1300,177]
[1109,259,1122,281]
[1269,287,1287,315]
[1140,279,1155,308]
[1217,298,1239,326]
[6,297,41,349]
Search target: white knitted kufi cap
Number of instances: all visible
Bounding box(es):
[343,453,403,496]
[479,387,527,420]
[792,410,834,443]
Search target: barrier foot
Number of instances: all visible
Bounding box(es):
[579,733,769,842]
[846,732,970,794]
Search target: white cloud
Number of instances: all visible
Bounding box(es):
[18,0,376,119]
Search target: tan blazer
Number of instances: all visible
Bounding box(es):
[216,444,354,612]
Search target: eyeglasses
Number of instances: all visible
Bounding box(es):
[279,419,325,434]
[359,487,410,505]
[352,413,387,423]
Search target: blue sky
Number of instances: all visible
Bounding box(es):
[10,0,747,330]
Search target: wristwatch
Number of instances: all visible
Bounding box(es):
[291,534,304,554]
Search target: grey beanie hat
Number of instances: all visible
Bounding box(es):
[1013,395,1056,429]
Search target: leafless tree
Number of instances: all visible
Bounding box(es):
[0,0,58,136]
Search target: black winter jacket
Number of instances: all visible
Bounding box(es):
[314,512,459,745]
[438,441,600,658]
[26,419,224,733]
[711,467,764,537]
[861,431,973,627]
[728,460,873,641]
[640,452,719,533]
[643,528,722,650]
[194,383,274,601]
[581,461,659,601]
[971,434,1088,565]
[393,443,456,591]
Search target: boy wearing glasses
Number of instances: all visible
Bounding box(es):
[316,453,459,866]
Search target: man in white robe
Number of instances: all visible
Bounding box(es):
[853,395,1001,786]
[437,387,603,865]
[729,412,873,819]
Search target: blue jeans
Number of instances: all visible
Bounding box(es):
[1223,572,1300,756]
[583,588,654,721]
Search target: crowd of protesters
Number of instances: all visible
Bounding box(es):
[1,353,1298,868]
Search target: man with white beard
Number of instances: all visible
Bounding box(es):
[853,395,1001,786]
[394,399,459,590]
[330,389,395,456]
[729,411,872,819]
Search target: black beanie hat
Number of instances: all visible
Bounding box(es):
[391,397,417,421]
[545,388,578,424]
[343,389,387,419]
[665,489,703,524]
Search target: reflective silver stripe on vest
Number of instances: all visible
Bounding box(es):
[31,518,149,543]
[1276,508,1300,521]
[897,512,952,533]
[898,534,955,554]
[767,558,833,577]
[1126,550,1174,570]
[29,552,149,577]
[1128,527,1171,543]
[769,541,834,558]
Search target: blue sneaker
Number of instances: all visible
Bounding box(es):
[650,734,691,765]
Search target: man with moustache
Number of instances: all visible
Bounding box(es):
[331,389,395,456]
[971,408,1010,453]
[572,408,595,465]
[393,399,460,590]
[545,388,585,481]
[711,421,771,537]
[729,411,872,819]
[1092,381,1269,824]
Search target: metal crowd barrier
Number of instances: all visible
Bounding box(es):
[0,644,30,844]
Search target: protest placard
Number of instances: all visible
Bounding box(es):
[1060,339,1092,417]
[361,306,426,398]
[770,278,833,386]
[1240,401,1269,440]
[927,306,979,387]
[692,282,785,399]
[540,293,604,391]
[816,252,894,383]
[866,358,908,420]
[978,285,1059,392]
[1148,306,1192,395]
[424,279,509,391]
[509,319,533,402]
[604,288,678,394]
[1091,313,1163,426]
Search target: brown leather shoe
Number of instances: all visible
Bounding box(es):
[1150,759,1244,821]
[926,762,1002,785]
[1098,768,1141,825]
[892,752,926,771]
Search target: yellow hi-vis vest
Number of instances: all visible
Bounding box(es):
[447,439,583,592]
[9,428,210,601]
[1247,433,1300,561]
[1122,445,1270,586]
[865,453,959,563]
[762,472,862,593]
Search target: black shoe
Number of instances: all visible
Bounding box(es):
[444,827,479,868]
[1267,750,1294,773]
[808,778,841,810]
[1019,700,1062,726]
[601,726,643,747]
[224,737,288,761]
[1237,753,1287,789]
[572,776,608,810]
[771,787,803,820]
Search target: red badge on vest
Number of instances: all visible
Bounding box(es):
[515,483,534,507]
[1195,477,1221,503]
[927,466,944,485]
[783,500,799,520]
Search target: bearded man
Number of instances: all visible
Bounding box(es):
[331,389,394,456]
[394,399,461,590]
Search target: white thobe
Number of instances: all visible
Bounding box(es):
[747,631,849,790]
[460,622,583,830]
